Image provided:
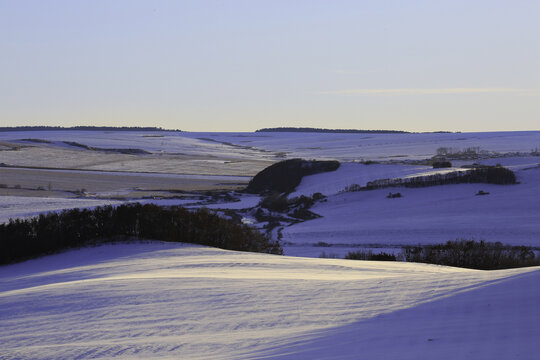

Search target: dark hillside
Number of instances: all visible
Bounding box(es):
[245,159,340,194]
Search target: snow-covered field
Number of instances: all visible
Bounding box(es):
[1,242,538,360]
[0,196,125,224]
[2,130,540,359]
[282,157,540,256]
[0,130,277,176]
[182,130,540,161]
[2,130,540,169]
[2,130,540,252]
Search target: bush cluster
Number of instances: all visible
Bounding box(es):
[345,250,397,261]
[0,203,282,265]
[432,161,452,168]
[342,184,362,192]
[259,193,291,212]
[435,146,483,159]
[258,193,324,220]
[403,239,539,270]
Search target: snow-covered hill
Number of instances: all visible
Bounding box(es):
[2,130,540,167]
[1,242,538,359]
[2,130,540,255]
[0,196,124,224]
[282,157,540,256]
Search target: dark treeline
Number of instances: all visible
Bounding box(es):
[0,126,181,132]
[255,127,409,134]
[345,250,397,261]
[245,159,340,194]
[363,166,516,190]
[432,161,452,168]
[404,240,540,270]
[0,203,282,265]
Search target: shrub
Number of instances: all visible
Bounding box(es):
[370,253,397,261]
[319,252,339,258]
[314,241,331,247]
[342,184,362,193]
[259,193,290,212]
[403,239,540,270]
[432,161,452,168]
[258,193,322,218]
[345,250,397,261]
[290,208,319,220]
[482,166,516,184]
[74,188,87,196]
[436,146,483,159]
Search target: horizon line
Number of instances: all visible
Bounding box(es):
[316,87,540,96]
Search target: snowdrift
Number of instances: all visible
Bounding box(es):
[1,242,538,359]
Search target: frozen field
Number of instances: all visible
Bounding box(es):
[0,130,277,176]
[1,130,540,359]
[0,196,125,224]
[1,242,538,360]
[2,130,540,254]
[2,130,540,165]
[282,157,540,256]
[0,167,249,200]
[190,130,540,161]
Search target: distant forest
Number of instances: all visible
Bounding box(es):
[0,126,181,132]
[256,127,410,134]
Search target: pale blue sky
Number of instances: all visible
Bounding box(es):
[1,0,539,131]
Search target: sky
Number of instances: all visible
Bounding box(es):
[1,0,539,132]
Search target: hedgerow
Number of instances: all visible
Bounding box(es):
[342,165,517,193]
[403,239,540,270]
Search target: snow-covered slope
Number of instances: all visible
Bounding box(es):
[2,130,540,253]
[183,130,540,161]
[282,157,540,255]
[288,162,437,198]
[0,242,538,359]
[0,196,124,223]
[290,157,540,198]
[261,268,540,360]
[3,130,540,164]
